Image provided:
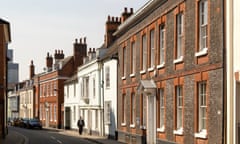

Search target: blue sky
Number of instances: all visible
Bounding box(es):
[1,0,147,81]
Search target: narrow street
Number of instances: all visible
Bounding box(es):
[7,126,99,144]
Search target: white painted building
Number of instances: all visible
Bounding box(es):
[64,74,79,129]
[100,45,118,139]
[77,48,104,136]
[226,0,240,143]
[18,80,35,119]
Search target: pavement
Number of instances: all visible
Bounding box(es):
[46,127,125,144]
[0,127,28,144]
[0,126,124,144]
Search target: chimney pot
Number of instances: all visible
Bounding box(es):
[124,7,127,13]
[108,15,111,22]
[130,8,133,13]
[84,37,86,44]
[112,17,114,22]
[80,38,82,44]
[75,39,78,43]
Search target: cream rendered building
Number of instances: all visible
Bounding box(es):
[226,0,240,143]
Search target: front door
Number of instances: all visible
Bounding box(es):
[147,95,156,144]
[45,108,49,127]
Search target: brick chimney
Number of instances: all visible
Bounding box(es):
[30,60,35,79]
[73,37,87,69]
[46,52,53,68]
[105,16,121,47]
[54,49,64,63]
[121,7,134,23]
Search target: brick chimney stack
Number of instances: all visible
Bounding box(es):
[73,37,87,69]
[46,52,53,68]
[30,60,35,79]
[54,49,64,63]
[105,15,121,47]
[121,7,134,23]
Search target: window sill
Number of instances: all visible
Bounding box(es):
[173,128,183,135]
[195,48,208,57]
[121,76,126,80]
[173,56,183,64]
[157,63,165,69]
[157,126,165,132]
[130,124,135,128]
[140,70,146,74]
[148,67,155,72]
[195,130,207,139]
[140,125,146,130]
[130,73,135,78]
[121,123,126,126]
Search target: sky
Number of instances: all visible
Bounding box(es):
[1,0,148,81]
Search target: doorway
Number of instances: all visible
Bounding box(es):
[147,95,156,144]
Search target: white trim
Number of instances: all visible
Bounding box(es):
[121,76,126,80]
[157,126,165,132]
[140,125,146,129]
[148,67,155,72]
[140,70,146,74]
[130,124,135,128]
[173,127,183,135]
[121,123,126,126]
[130,73,135,77]
[195,48,208,57]
[195,130,207,139]
[173,56,183,64]
[157,63,165,69]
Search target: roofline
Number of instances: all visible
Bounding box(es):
[0,18,11,42]
[114,0,167,36]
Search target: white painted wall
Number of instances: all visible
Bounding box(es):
[227,0,240,143]
[103,59,118,137]
[77,59,103,135]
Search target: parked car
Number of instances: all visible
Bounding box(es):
[19,118,29,128]
[26,118,42,129]
[13,118,22,127]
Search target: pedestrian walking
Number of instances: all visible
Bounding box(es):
[77,116,85,135]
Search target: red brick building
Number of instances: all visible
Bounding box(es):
[116,0,224,144]
[36,38,86,128]
[0,18,11,139]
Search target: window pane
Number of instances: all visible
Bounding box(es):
[150,29,155,67]
[123,48,127,76]
[177,13,184,58]
[131,42,136,74]
[142,35,147,70]
[159,25,165,64]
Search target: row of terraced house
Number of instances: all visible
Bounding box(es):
[5,0,240,144]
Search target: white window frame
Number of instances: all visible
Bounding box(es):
[93,77,96,98]
[83,76,89,99]
[130,93,136,127]
[199,0,208,51]
[105,67,110,88]
[122,47,127,78]
[176,13,184,60]
[54,104,57,122]
[159,24,165,66]
[142,34,147,71]
[158,88,165,132]
[195,81,207,138]
[174,85,183,135]
[104,101,111,125]
[121,94,127,126]
[131,41,136,75]
[150,29,155,68]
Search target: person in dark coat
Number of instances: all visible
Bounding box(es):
[77,116,85,135]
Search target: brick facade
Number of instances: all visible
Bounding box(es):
[0,18,11,139]
[116,0,224,143]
